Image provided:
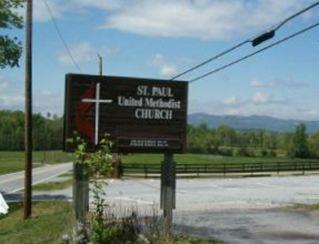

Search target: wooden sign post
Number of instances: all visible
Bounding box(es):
[161,153,176,235]
[73,162,89,222]
[64,74,188,232]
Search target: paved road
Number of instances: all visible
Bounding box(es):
[103,175,319,243]
[105,175,319,211]
[0,162,72,193]
[3,171,319,243]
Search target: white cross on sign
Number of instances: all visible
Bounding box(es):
[82,83,113,145]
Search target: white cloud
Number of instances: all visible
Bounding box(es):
[17,0,65,23]
[57,42,119,67]
[58,42,95,66]
[0,95,24,107]
[225,108,241,116]
[275,78,306,88]
[29,1,316,40]
[0,76,63,115]
[98,0,314,40]
[71,0,125,11]
[34,0,65,22]
[34,90,63,116]
[250,79,275,88]
[149,54,177,77]
[19,0,125,23]
[0,77,9,92]
[296,108,319,118]
[250,80,263,87]
[161,66,177,77]
[103,46,121,59]
[252,92,272,104]
[250,78,307,89]
[0,76,22,109]
[223,96,242,106]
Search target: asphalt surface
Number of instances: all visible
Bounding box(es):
[2,169,319,243]
[0,162,72,193]
[103,175,319,243]
[105,175,319,211]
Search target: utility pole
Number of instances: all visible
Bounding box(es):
[97,54,122,178]
[24,0,33,219]
[98,54,103,76]
[74,54,105,221]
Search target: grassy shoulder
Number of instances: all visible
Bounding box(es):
[287,203,319,211]
[0,201,74,244]
[0,202,220,244]
[0,151,74,175]
[33,178,73,191]
[173,235,222,243]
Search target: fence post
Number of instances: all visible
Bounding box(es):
[144,165,148,178]
[111,154,122,179]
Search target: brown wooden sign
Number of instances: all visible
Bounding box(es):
[64,74,188,153]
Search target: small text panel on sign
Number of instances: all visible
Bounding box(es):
[64,74,188,153]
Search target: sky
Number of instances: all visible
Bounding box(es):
[1,0,319,120]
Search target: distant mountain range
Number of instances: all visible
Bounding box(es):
[188,113,319,133]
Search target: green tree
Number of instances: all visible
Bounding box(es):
[216,125,237,147]
[309,130,319,158]
[0,0,24,68]
[187,124,214,153]
[290,123,310,158]
[0,110,64,150]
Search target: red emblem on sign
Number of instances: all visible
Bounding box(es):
[75,84,95,143]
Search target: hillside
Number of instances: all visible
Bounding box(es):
[188,113,319,133]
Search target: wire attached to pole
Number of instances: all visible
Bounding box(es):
[42,0,82,72]
[189,21,319,83]
[171,1,319,80]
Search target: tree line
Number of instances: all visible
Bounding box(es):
[0,110,63,151]
[0,110,318,158]
[188,123,319,158]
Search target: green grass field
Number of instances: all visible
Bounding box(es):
[1,151,318,176]
[0,151,74,175]
[0,201,74,244]
[122,153,318,165]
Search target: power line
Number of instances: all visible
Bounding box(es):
[189,21,319,83]
[171,1,319,80]
[42,0,82,72]
[170,40,250,80]
[274,1,319,31]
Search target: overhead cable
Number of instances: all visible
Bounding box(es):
[189,21,319,83]
[42,0,82,72]
[171,1,319,80]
